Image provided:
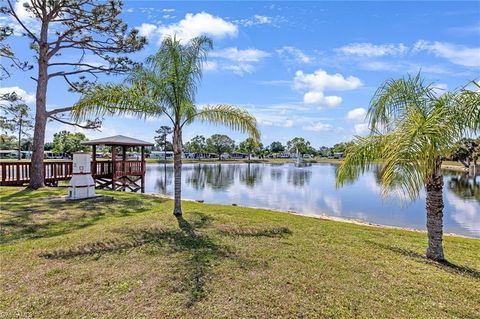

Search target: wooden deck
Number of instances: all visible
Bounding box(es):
[0,160,145,188]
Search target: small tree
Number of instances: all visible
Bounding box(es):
[286,137,311,155]
[154,126,173,151]
[206,134,235,159]
[52,130,89,157]
[1,92,34,159]
[239,137,262,160]
[336,74,480,261]
[318,146,331,157]
[449,138,479,168]
[2,0,146,188]
[269,141,285,154]
[184,135,207,159]
[73,36,259,216]
[0,134,16,150]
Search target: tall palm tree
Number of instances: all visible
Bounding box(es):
[73,36,260,216]
[336,74,479,261]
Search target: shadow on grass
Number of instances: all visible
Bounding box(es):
[1,190,166,244]
[39,212,292,307]
[369,241,480,279]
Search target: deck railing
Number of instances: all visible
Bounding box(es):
[0,160,145,186]
[0,161,73,186]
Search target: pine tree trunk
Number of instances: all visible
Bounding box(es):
[173,125,183,216]
[29,23,49,189]
[425,159,445,261]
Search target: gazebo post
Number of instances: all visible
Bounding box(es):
[122,145,127,191]
[92,145,96,176]
[141,146,145,193]
[111,145,116,191]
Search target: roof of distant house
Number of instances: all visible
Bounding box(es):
[81,135,154,146]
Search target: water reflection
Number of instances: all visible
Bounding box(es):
[446,173,479,200]
[145,163,480,237]
[186,164,236,190]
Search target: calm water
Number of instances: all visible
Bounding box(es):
[145,163,480,238]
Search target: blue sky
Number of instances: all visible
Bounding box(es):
[2,1,479,147]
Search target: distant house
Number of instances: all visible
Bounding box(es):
[0,150,17,159]
[231,152,249,159]
[150,151,174,160]
[333,152,344,159]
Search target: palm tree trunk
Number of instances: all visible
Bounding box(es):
[425,159,445,261]
[173,125,183,216]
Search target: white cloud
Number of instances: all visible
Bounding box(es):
[346,107,369,136]
[413,40,480,67]
[203,61,219,72]
[293,69,362,108]
[243,14,273,26]
[346,107,367,122]
[223,64,255,76]
[353,123,370,135]
[294,69,362,92]
[236,14,279,27]
[158,12,238,42]
[210,47,270,62]
[303,92,342,108]
[210,47,270,75]
[303,122,333,132]
[136,23,158,38]
[276,46,313,64]
[0,86,35,104]
[337,43,408,57]
[4,0,39,35]
[162,8,176,13]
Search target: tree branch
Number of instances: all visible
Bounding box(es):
[46,106,74,117]
[49,115,100,129]
[6,0,40,43]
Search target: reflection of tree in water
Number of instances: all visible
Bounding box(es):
[447,173,479,201]
[239,164,264,188]
[270,167,283,181]
[155,166,174,194]
[287,168,312,187]
[186,164,235,190]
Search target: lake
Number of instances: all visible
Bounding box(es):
[145,163,480,238]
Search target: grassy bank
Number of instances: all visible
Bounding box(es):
[1,187,479,318]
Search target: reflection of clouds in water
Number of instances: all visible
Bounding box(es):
[446,193,480,236]
[362,173,425,202]
[225,165,321,213]
[323,195,341,215]
[323,195,367,220]
[145,163,479,237]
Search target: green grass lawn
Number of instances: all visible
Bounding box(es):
[1,187,479,318]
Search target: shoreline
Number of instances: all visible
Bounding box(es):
[148,192,479,240]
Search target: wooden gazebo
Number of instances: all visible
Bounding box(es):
[82,135,153,193]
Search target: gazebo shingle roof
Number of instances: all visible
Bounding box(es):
[81,135,154,146]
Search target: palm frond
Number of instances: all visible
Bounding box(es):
[72,84,163,122]
[336,135,387,187]
[191,104,260,140]
[368,72,434,133]
[454,81,480,132]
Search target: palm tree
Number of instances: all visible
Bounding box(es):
[336,74,479,261]
[73,36,260,216]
